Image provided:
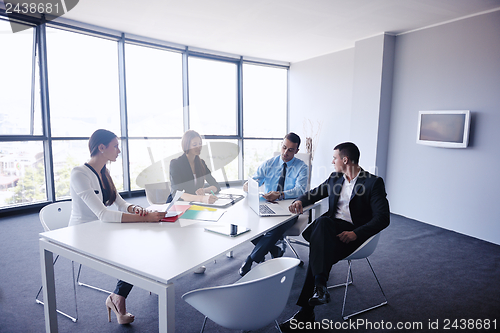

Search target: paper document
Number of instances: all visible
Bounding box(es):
[182,205,225,222]
[164,190,184,212]
[190,194,244,208]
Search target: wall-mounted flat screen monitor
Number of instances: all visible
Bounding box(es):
[417,110,471,148]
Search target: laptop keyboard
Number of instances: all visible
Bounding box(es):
[259,205,276,215]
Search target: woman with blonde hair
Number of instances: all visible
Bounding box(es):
[69,129,165,325]
[169,130,220,204]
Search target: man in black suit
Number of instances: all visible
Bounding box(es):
[280,142,390,331]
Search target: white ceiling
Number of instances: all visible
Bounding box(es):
[12,0,500,63]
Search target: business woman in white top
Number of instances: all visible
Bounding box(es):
[69,129,164,325]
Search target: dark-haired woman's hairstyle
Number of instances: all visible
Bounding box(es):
[181,130,208,179]
[88,129,118,206]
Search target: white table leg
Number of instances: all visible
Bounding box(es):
[40,245,58,332]
[158,283,175,332]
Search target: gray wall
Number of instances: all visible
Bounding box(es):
[289,48,355,188]
[289,10,500,245]
[386,10,500,245]
[350,34,395,180]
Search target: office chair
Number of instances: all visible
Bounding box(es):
[274,152,313,266]
[144,181,171,205]
[36,201,113,322]
[328,232,388,320]
[36,201,79,322]
[182,257,300,332]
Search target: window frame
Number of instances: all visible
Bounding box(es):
[0,11,289,213]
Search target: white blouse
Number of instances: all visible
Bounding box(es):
[69,164,130,226]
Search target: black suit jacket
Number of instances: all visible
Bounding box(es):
[300,169,390,242]
[168,154,221,201]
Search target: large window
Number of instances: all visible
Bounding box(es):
[242,64,288,179]
[0,19,46,208]
[45,28,123,199]
[0,19,41,136]
[128,138,181,190]
[125,44,184,137]
[0,141,46,206]
[243,63,287,138]
[0,15,289,211]
[46,28,121,137]
[188,57,238,136]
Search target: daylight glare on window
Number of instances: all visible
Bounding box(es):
[243,63,287,138]
[46,28,121,137]
[125,44,184,137]
[188,57,238,136]
[0,16,288,210]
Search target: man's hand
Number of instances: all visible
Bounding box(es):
[337,231,357,243]
[243,181,248,192]
[263,191,281,202]
[288,200,303,214]
[195,188,205,195]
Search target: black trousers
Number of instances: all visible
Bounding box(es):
[297,216,365,307]
[113,280,133,298]
[249,216,298,263]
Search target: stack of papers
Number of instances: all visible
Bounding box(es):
[161,205,191,222]
[181,205,226,222]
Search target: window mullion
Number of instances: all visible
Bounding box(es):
[38,21,55,202]
[118,33,131,194]
[182,47,190,131]
[30,27,37,136]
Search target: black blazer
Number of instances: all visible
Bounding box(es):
[300,169,390,242]
[168,154,221,202]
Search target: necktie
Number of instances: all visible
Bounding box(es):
[276,163,287,192]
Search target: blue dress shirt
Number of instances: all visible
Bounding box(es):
[252,155,308,199]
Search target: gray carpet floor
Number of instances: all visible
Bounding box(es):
[1,195,499,332]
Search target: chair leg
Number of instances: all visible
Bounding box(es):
[328,261,353,289]
[71,261,79,322]
[35,255,78,322]
[200,316,208,333]
[283,237,304,267]
[287,238,310,247]
[76,263,112,294]
[340,258,388,320]
[275,319,283,333]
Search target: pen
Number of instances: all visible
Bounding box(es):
[210,190,215,196]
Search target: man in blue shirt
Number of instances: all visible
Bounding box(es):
[239,132,308,276]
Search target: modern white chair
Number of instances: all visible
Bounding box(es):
[144,181,171,205]
[182,257,301,332]
[274,152,313,266]
[36,201,113,322]
[36,201,79,322]
[328,232,388,320]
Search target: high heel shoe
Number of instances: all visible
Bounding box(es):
[106,294,135,324]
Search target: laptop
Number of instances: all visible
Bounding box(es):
[247,177,291,217]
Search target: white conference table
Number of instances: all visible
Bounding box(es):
[39,191,320,332]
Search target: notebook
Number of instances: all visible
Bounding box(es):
[247,177,291,217]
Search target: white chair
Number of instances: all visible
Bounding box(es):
[274,152,313,266]
[36,201,79,322]
[36,201,112,322]
[144,181,171,205]
[328,232,388,320]
[182,257,301,332]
